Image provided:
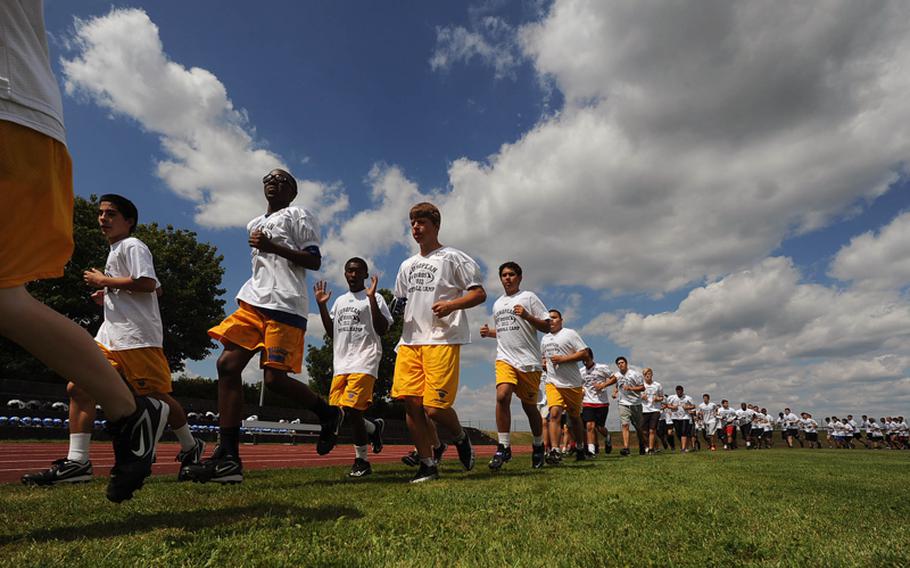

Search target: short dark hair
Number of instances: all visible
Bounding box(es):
[721,399,728,404]
[615,356,627,365]
[409,202,441,227]
[584,347,593,359]
[549,309,562,319]
[499,261,522,277]
[99,194,138,233]
[675,385,684,391]
[345,257,369,272]
[703,393,710,398]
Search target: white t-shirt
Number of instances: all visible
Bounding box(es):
[698,402,718,423]
[804,419,818,433]
[717,407,736,425]
[847,419,859,433]
[582,363,613,405]
[641,381,664,413]
[784,413,800,429]
[329,290,393,377]
[0,2,66,144]
[736,408,755,426]
[492,290,549,371]
[540,328,588,388]
[614,368,644,407]
[95,238,163,351]
[395,246,483,345]
[842,421,855,435]
[236,207,321,320]
[666,394,694,421]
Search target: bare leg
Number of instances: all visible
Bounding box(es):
[151,392,188,429]
[67,382,96,433]
[403,396,433,458]
[0,287,135,420]
[521,401,543,438]
[548,407,563,447]
[346,408,368,446]
[495,383,513,434]
[214,342,256,428]
[425,406,465,439]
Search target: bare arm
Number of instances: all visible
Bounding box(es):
[84,269,156,293]
[550,349,587,365]
[313,281,334,340]
[366,276,389,335]
[250,230,321,270]
[432,285,487,318]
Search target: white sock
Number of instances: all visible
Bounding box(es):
[588,443,595,453]
[173,424,196,452]
[364,418,376,435]
[421,457,436,467]
[67,433,92,463]
[532,435,543,446]
[355,444,369,461]
[498,432,511,447]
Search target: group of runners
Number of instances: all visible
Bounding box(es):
[4,3,907,502]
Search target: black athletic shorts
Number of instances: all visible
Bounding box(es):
[673,419,693,437]
[763,430,773,439]
[641,411,660,430]
[853,433,862,439]
[806,432,818,442]
[785,428,798,438]
[582,405,609,427]
[740,424,752,437]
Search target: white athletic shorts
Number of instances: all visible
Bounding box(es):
[704,420,718,436]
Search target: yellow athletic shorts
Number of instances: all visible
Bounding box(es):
[208,301,304,373]
[392,344,460,409]
[97,343,172,395]
[495,361,541,405]
[545,383,583,417]
[0,120,73,288]
[329,373,375,411]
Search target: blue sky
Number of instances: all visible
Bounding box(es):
[44,1,910,428]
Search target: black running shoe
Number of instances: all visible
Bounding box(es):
[181,445,243,484]
[369,418,385,454]
[410,462,439,484]
[488,444,512,470]
[316,407,344,455]
[175,437,206,482]
[605,443,613,454]
[585,450,596,459]
[433,442,448,463]
[532,444,545,469]
[21,458,92,486]
[545,448,562,465]
[575,448,587,461]
[401,449,420,467]
[619,448,630,456]
[348,458,372,478]
[454,436,475,471]
[105,396,169,503]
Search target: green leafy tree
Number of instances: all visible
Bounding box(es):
[305,288,402,410]
[0,195,226,379]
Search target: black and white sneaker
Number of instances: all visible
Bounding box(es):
[545,449,562,465]
[433,442,448,463]
[348,458,372,478]
[181,445,243,484]
[488,444,512,470]
[410,462,439,484]
[605,443,613,454]
[105,396,169,503]
[454,436,475,471]
[531,444,545,469]
[401,449,420,467]
[619,448,630,456]
[175,437,206,481]
[316,407,344,455]
[369,418,385,454]
[576,448,588,461]
[21,458,93,486]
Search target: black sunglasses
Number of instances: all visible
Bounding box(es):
[263,172,293,186]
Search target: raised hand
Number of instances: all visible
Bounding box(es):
[366,274,379,297]
[313,280,332,305]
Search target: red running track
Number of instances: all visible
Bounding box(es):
[0,442,528,484]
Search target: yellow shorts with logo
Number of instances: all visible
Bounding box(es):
[329,373,375,411]
[392,345,460,409]
[97,343,172,395]
[0,120,73,288]
[495,361,541,405]
[209,301,304,373]
[545,383,583,417]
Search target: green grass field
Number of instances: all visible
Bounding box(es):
[2,449,908,567]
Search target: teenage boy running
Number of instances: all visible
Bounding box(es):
[540,310,588,463]
[605,357,646,456]
[640,368,664,454]
[580,348,613,458]
[391,202,486,483]
[1,2,167,503]
[314,257,393,478]
[185,169,340,484]
[480,261,551,470]
[23,195,203,487]
[666,386,695,452]
[697,394,719,451]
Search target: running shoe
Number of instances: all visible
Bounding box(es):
[316,407,344,455]
[105,396,169,503]
[488,444,512,470]
[433,442,448,463]
[545,449,562,465]
[410,462,439,484]
[401,449,420,467]
[531,444,545,469]
[181,444,243,484]
[348,458,372,478]
[21,458,92,486]
[455,436,475,471]
[369,418,385,454]
[175,437,206,481]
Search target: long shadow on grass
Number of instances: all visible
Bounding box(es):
[0,503,363,545]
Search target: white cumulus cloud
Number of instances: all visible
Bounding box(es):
[830,211,910,291]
